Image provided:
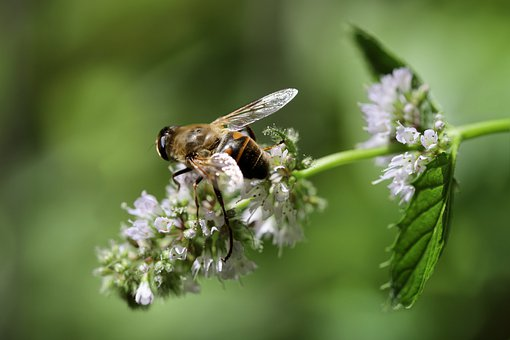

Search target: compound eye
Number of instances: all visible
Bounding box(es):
[156,127,171,161]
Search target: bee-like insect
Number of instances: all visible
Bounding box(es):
[156,88,298,261]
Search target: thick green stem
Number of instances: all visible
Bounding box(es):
[293,119,510,179]
[294,145,403,179]
[453,118,510,142]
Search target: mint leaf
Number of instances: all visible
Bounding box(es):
[351,25,441,126]
[351,25,407,81]
[388,153,455,308]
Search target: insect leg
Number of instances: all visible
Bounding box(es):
[186,156,234,261]
[212,185,233,262]
[243,126,257,141]
[172,167,192,191]
[193,176,204,223]
[263,139,285,151]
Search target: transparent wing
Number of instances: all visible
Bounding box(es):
[188,153,244,193]
[211,88,298,131]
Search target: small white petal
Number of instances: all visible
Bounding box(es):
[360,103,392,135]
[421,129,438,150]
[434,120,445,131]
[169,245,187,260]
[357,134,390,149]
[183,228,196,239]
[414,155,429,174]
[138,263,150,273]
[135,281,154,305]
[399,184,415,204]
[274,182,290,202]
[217,242,257,280]
[123,220,154,241]
[395,122,420,145]
[209,153,244,193]
[154,216,179,233]
[392,68,413,93]
[368,79,397,109]
[373,151,421,204]
[125,191,162,218]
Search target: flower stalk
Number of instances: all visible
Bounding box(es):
[454,118,510,142]
[293,118,510,180]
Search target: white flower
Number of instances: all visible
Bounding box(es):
[361,69,449,206]
[360,103,392,135]
[209,153,244,194]
[373,152,422,204]
[169,245,187,260]
[403,103,420,125]
[204,208,224,229]
[434,114,445,131]
[123,219,154,241]
[217,242,257,280]
[392,68,413,93]
[198,216,220,237]
[243,141,319,249]
[414,155,429,175]
[388,179,415,204]
[358,134,391,149]
[274,219,303,248]
[359,68,415,148]
[96,129,325,307]
[183,228,196,239]
[191,255,221,278]
[254,215,278,240]
[138,263,150,273]
[273,182,290,202]
[135,281,154,305]
[395,122,420,145]
[421,129,438,150]
[123,191,162,218]
[368,80,396,109]
[373,152,416,184]
[154,216,180,233]
[366,68,412,108]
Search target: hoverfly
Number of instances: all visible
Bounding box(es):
[156,88,298,261]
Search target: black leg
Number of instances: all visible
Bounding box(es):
[193,176,204,223]
[172,167,192,191]
[244,126,257,142]
[213,186,233,262]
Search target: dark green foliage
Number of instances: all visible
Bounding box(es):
[389,153,454,308]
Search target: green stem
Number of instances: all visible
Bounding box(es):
[293,118,510,179]
[294,145,401,179]
[453,118,510,142]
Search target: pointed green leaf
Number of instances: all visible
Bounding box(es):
[350,25,441,118]
[351,25,407,81]
[389,153,455,308]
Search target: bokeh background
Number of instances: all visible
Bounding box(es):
[1,0,509,339]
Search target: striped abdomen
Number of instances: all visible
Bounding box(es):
[217,131,269,179]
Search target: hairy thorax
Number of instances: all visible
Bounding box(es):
[170,124,221,162]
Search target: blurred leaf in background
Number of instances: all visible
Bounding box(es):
[0,0,509,339]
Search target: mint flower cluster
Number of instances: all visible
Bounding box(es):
[95,128,324,308]
[242,128,325,250]
[359,68,449,204]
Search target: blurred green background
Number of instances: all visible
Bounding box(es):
[1,0,509,339]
